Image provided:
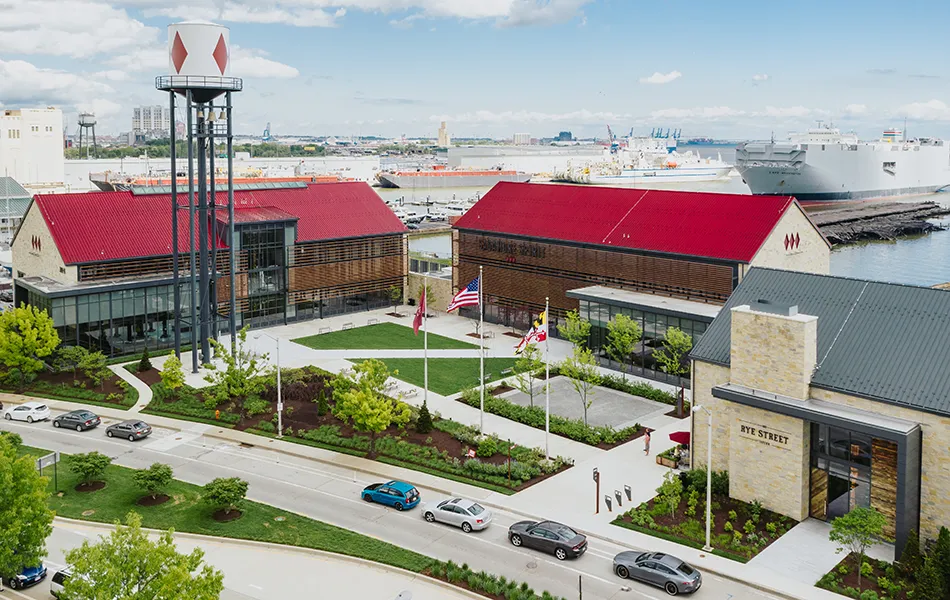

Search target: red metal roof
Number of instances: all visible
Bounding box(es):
[33,182,405,265]
[215,207,297,224]
[452,182,797,263]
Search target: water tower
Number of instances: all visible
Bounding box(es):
[156,21,243,373]
[77,112,97,159]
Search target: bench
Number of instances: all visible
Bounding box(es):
[484,330,495,339]
[402,388,418,398]
[318,327,332,335]
[367,318,379,326]
[342,322,354,330]
[500,368,514,377]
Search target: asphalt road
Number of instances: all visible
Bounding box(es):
[1,413,782,600]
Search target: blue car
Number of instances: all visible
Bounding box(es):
[4,563,47,590]
[362,480,420,510]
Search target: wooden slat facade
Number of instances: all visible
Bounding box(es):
[871,439,899,539]
[810,467,828,520]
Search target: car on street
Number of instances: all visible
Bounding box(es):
[3,563,47,590]
[507,520,587,560]
[613,551,702,596]
[422,497,492,532]
[3,401,50,423]
[105,419,152,441]
[53,409,101,432]
[49,568,70,598]
[361,480,420,510]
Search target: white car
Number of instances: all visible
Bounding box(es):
[4,401,51,423]
[422,497,493,533]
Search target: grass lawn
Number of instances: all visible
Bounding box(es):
[293,322,477,351]
[350,357,519,396]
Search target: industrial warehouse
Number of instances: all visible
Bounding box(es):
[11,181,407,357]
[689,267,950,553]
[452,182,831,386]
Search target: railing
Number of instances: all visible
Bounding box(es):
[155,75,243,91]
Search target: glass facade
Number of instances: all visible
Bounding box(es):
[810,423,873,521]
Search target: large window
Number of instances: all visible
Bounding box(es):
[810,423,872,521]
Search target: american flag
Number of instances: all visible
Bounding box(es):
[446,276,480,312]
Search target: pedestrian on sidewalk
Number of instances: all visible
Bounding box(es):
[643,428,651,456]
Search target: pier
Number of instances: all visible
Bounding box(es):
[809,201,950,245]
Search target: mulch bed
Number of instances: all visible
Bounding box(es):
[823,553,911,599]
[212,509,243,522]
[665,408,690,419]
[465,333,491,339]
[136,494,171,507]
[502,331,524,339]
[386,312,406,318]
[490,385,515,396]
[135,368,163,387]
[36,371,131,405]
[75,481,106,493]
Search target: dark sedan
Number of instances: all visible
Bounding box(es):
[53,410,101,432]
[105,420,152,441]
[4,564,47,590]
[507,520,587,560]
[614,551,702,596]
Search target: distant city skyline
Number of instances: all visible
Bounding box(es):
[2,0,949,140]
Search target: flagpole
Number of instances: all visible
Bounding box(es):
[423,272,428,405]
[479,266,484,435]
[544,296,550,460]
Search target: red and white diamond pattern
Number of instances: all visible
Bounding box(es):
[784,232,801,251]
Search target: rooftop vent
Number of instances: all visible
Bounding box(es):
[752,298,798,317]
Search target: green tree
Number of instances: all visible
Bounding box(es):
[160,355,186,395]
[0,303,60,390]
[334,359,411,458]
[54,346,89,378]
[416,400,433,434]
[0,435,54,592]
[203,327,269,408]
[68,451,112,485]
[133,463,173,501]
[898,529,923,579]
[657,469,683,520]
[916,556,943,600]
[314,389,329,416]
[653,326,693,417]
[605,313,642,378]
[79,350,112,390]
[934,526,950,594]
[556,309,591,349]
[202,478,248,516]
[560,347,602,426]
[829,507,888,589]
[417,282,435,311]
[139,347,153,372]
[388,285,403,315]
[513,343,546,408]
[62,512,224,600]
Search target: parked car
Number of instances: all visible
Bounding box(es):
[105,420,152,441]
[507,520,587,560]
[422,497,492,532]
[613,551,702,596]
[4,563,47,590]
[3,401,50,423]
[49,568,70,598]
[361,480,420,510]
[53,409,101,432]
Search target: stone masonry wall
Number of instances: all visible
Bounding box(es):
[690,361,732,472]
[746,202,831,275]
[11,203,76,285]
[730,306,818,400]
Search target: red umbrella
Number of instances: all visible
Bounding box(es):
[669,431,690,445]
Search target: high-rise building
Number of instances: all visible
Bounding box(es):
[437,121,451,147]
[513,133,531,146]
[556,131,573,142]
[132,105,171,135]
[0,108,65,187]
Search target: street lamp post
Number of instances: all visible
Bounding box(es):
[693,404,713,552]
[254,333,283,438]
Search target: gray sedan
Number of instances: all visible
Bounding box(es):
[105,420,152,441]
[52,410,101,432]
[613,551,702,596]
[508,520,587,560]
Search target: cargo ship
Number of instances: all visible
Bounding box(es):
[376,167,530,189]
[90,166,351,192]
[735,127,950,202]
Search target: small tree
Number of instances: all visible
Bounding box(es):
[560,347,602,426]
[388,285,402,315]
[314,388,329,416]
[657,469,683,520]
[63,512,224,600]
[202,477,249,516]
[334,359,411,458]
[605,313,641,378]
[133,463,173,500]
[79,350,112,390]
[416,399,433,434]
[54,345,89,378]
[898,529,923,578]
[653,326,693,417]
[829,507,888,589]
[68,451,113,485]
[139,347,153,372]
[916,556,943,600]
[0,303,61,391]
[203,327,270,408]
[935,526,950,594]
[161,355,186,396]
[417,282,435,313]
[557,309,591,349]
[513,343,546,408]
[0,434,54,593]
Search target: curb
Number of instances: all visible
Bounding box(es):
[52,517,484,600]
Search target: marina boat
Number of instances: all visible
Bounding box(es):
[735,127,950,202]
[375,167,530,189]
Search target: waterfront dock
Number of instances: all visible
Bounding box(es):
[809,201,950,245]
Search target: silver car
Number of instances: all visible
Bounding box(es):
[422,497,492,533]
[105,420,152,441]
[613,551,702,596]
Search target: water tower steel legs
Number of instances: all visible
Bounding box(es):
[209,106,218,342]
[226,92,237,354]
[197,108,212,366]
[187,90,199,374]
[170,90,181,358]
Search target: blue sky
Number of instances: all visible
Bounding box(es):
[2,0,949,139]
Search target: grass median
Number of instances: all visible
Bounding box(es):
[349,357,519,396]
[293,322,477,351]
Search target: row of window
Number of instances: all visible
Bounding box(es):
[6,130,20,139]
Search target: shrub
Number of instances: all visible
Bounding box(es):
[743,520,755,534]
[68,451,112,484]
[860,561,874,579]
[315,389,329,416]
[724,521,733,533]
[257,421,276,433]
[839,564,850,575]
[139,347,152,372]
[285,406,294,417]
[732,530,742,546]
[728,509,738,521]
[899,529,923,578]
[416,400,433,434]
[766,522,778,536]
[202,477,248,515]
[132,463,173,499]
[685,489,698,517]
[750,499,763,523]
[858,590,879,600]
[243,397,270,416]
[477,436,498,458]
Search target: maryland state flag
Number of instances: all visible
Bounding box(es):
[515,311,547,354]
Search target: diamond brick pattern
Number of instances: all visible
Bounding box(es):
[213,34,228,75]
[171,32,188,74]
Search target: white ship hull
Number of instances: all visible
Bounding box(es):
[736,137,950,202]
[588,164,733,185]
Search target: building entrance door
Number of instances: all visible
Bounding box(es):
[809,423,872,521]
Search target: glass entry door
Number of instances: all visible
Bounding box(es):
[810,423,872,520]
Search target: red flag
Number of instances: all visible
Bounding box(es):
[413,289,426,335]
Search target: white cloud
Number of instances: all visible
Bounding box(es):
[232,47,300,79]
[752,74,769,81]
[0,59,113,105]
[639,71,682,85]
[899,100,950,121]
[756,106,813,118]
[499,0,593,27]
[650,106,745,120]
[844,103,868,116]
[429,109,631,124]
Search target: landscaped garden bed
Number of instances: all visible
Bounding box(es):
[3,367,139,409]
[612,470,795,562]
[818,553,912,599]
